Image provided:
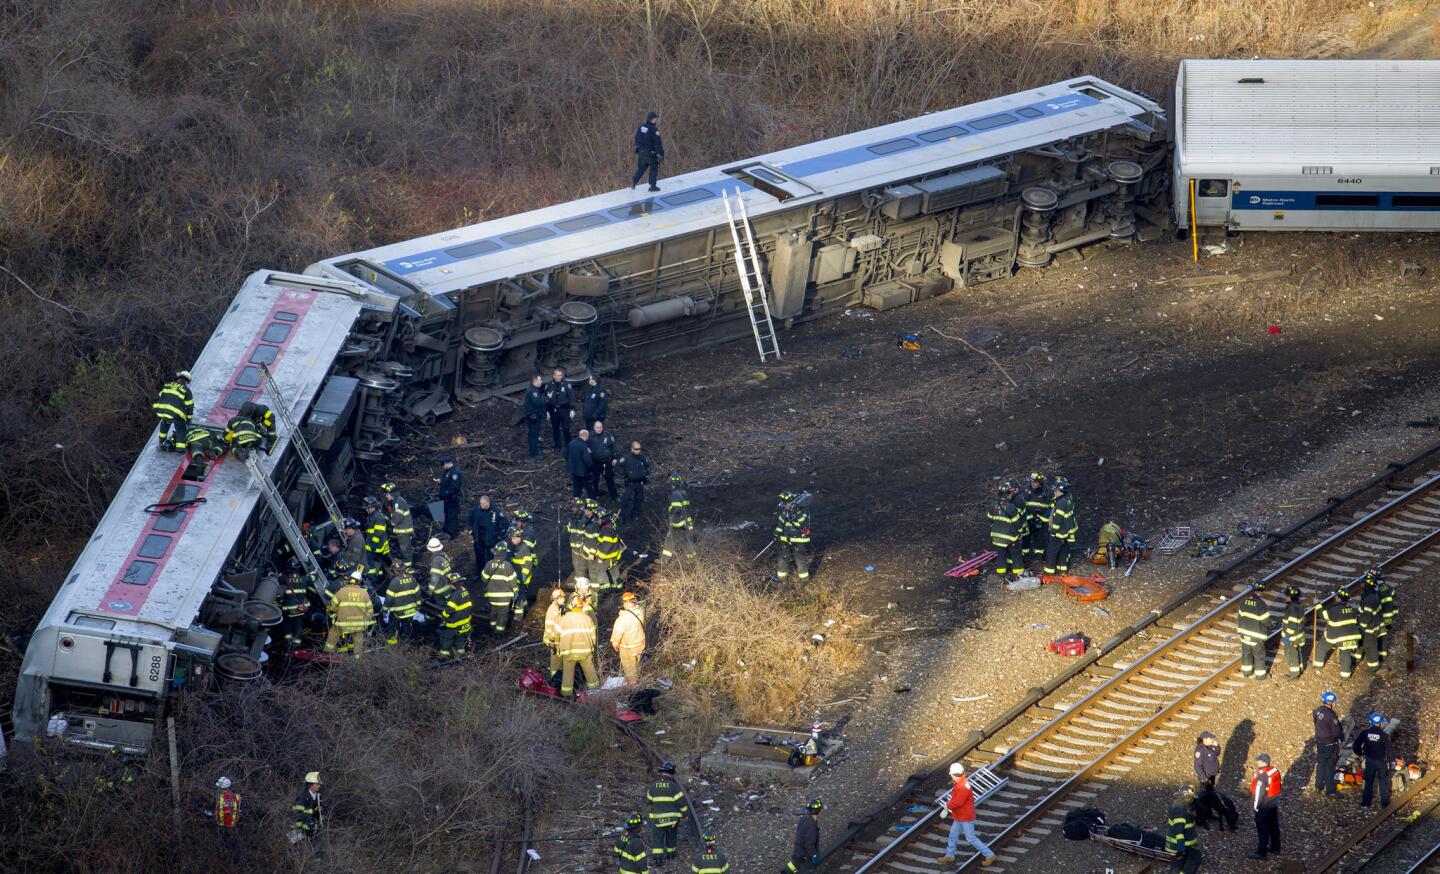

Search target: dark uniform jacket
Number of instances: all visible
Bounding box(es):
[986,498,1022,546]
[1236,593,1271,643]
[583,383,610,423]
[1353,726,1393,763]
[291,787,321,833]
[646,777,688,827]
[634,120,664,157]
[566,436,594,476]
[1282,598,1306,642]
[1193,735,1220,784]
[621,452,651,482]
[469,506,508,549]
[588,430,618,465]
[438,467,462,501]
[614,832,647,873]
[1165,801,1197,855]
[1313,705,1343,744]
[545,379,575,417]
[523,384,548,420]
[792,815,819,860]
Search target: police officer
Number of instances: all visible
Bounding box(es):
[381,482,415,564]
[614,813,649,874]
[483,541,520,634]
[1313,690,1343,797]
[1314,587,1363,679]
[546,368,576,451]
[1353,712,1393,809]
[152,371,194,450]
[1165,786,1201,874]
[469,495,508,572]
[1021,472,1052,564]
[619,441,652,523]
[631,111,665,192]
[567,429,596,499]
[1281,585,1306,679]
[1358,569,1385,672]
[986,481,1023,576]
[1237,581,1272,680]
[589,421,620,502]
[690,832,729,874]
[785,799,823,873]
[583,374,610,425]
[523,374,548,458]
[1044,477,1079,574]
[647,760,688,866]
[434,455,462,539]
[775,492,811,583]
[383,558,421,645]
[1193,731,1220,790]
[663,474,695,561]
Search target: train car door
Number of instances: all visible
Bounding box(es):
[1192,178,1232,226]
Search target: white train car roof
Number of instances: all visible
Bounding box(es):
[1176,59,1440,174]
[36,272,365,647]
[307,76,1163,298]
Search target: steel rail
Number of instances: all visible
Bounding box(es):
[1402,840,1440,874]
[819,438,1440,867]
[1328,769,1440,872]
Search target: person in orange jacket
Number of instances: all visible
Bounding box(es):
[1248,753,1283,860]
[938,762,995,866]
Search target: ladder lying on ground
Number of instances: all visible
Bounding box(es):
[242,451,332,600]
[721,190,782,362]
[257,361,347,543]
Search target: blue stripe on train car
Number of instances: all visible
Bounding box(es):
[381,93,1103,277]
[1232,191,1440,211]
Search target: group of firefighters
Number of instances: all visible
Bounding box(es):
[986,471,1079,577]
[153,370,278,461]
[1236,566,1400,681]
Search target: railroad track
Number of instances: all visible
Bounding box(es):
[830,459,1440,874]
[1317,768,1440,874]
[487,805,536,874]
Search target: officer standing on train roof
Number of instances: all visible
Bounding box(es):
[631,112,665,192]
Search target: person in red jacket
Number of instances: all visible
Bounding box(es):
[1248,753,1283,860]
[938,762,995,866]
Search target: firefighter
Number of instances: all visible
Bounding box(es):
[1281,585,1306,679]
[435,455,462,539]
[512,509,538,555]
[592,510,625,591]
[482,541,519,634]
[986,481,1023,576]
[611,591,647,685]
[1313,586,1363,679]
[1237,581,1272,680]
[325,570,374,657]
[426,538,453,599]
[567,498,590,579]
[1313,691,1343,797]
[690,833,729,874]
[214,775,242,862]
[546,367,576,451]
[647,760,688,865]
[436,578,473,658]
[383,558,421,645]
[615,813,649,873]
[573,576,599,614]
[1021,472,1052,563]
[240,401,277,450]
[662,474,695,561]
[185,423,221,464]
[785,799,823,873]
[290,772,322,839]
[381,482,414,564]
[582,500,603,579]
[152,371,194,450]
[1354,712,1394,809]
[506,529,535,623]
[543,587,567,676]
[279,559,312,649]
[1375,569,1398,662]
[557,595,600,696]
[775,491,811,583]
[1165,786,1201,873]
[1359,574,1384,672]
[224,409,264,459]
[363,496,390,562]
[1044,477,1079,574]
[620,441,652,523]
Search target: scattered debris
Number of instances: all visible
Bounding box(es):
[842,309,874,319]
[925,324,1020,388]
[995,441,1008,451]
[1092,605,1111,618]
[840,346,864,358]
[1006,574,1043,592]
[898,333,921,350]
[952,694,990,703]
[1401,260,1426,278]
[1202,242,1230,255]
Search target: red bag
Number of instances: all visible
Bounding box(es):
[518,667,558,696]
[1048,633,1090,657]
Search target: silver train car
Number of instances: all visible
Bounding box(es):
[1174,60,1440,233]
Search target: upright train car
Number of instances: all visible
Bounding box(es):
[1174,59,1440,233]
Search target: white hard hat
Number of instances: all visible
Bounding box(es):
[177,370,192,381]
[427,538,443,552]
[350,569,364,582]
[949,762,965,776]
[575,577,591,590]
[304,771,322,785]
[215,776,232,789]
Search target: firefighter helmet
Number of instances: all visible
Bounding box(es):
[627,813,643,829]
[380,481,397,494]
[660,760,677,774]
[215,776,232,790]
[177,371,192,382]
[1284,585,1301,599]
[806,798,825,813]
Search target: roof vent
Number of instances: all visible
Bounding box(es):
[1238,77,1265,84]
[1302,166,1333,175]
[1432,167,1440,175]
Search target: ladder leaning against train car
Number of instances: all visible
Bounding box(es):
[241,451,332,603]
[721,190,782,363]
[256,361,347,543]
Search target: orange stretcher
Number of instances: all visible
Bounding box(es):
[1040,574,1111,602]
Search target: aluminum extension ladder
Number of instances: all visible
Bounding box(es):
[257,361,347,543]
[937,764,1009,808]
[720,190,782,362]
[242,451,332,600]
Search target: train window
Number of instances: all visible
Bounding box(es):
[236,366,261,388]
[1316,194,1379,208]
[1198,180,1228,197]
[918,125,969,142]
[748,167,785,184]
[262,323,291,343]
[66,613,116,630]
[137,534,172,559]
[273,311,300,322]
[661,188,717,206]
[868,138,921,156]
[555,214,609,232]
[609,201,664,218]
[250,344,279,365]
[444,239,501,259]
[1015,107,1044,118]
[222,388,254,410]
[1072,85,1112,100]
[969,113,1018,131]
[122,560,157,585]
[170,483,199,503]
[500,227,556,246]
[151,510,185,533]
[1392,195,1440,208]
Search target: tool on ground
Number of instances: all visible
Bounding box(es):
[1047,632,1090,657]
[1154,526,1196,555]
[898,333,921,350]
[1192,533,1229,557]
[1041,574,1111,602]
[945,550,998,577]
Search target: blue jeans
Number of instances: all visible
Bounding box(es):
[947,819,994,858]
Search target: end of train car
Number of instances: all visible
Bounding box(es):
[1174,59,1440,233]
